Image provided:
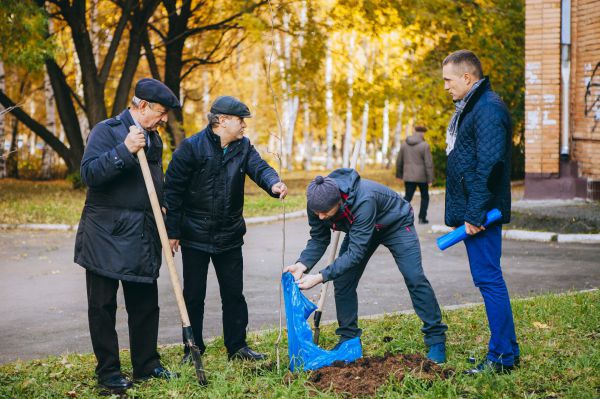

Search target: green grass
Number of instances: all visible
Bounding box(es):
[1,290,598,398]
[0,168,403,224]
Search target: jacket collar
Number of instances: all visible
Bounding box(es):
[462,76,491,110]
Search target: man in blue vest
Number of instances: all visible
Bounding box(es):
[75,78,179,391]
[442,49,519,374]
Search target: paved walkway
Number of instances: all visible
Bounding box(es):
[1,194,599,364]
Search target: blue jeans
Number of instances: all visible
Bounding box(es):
[464,224,519,366]
[333,224,447,347]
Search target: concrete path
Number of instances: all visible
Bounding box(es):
[1,194,599,364]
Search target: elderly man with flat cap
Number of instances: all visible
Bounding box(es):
[75,78,179,391]
[284,168,447,363]
[165,96,288,362]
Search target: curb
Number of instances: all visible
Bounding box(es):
[430,225,599,245]
[0,210,309,232]
[2,213,597,244]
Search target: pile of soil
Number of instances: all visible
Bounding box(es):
[308,353,452,397]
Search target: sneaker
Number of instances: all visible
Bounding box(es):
[464,359,514,375]
[228,346,267,361]
[426,342,446,364]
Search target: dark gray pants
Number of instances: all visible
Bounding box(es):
[333,224,447,346]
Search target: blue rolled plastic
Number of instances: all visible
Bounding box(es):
[436,209,502,251]
[282,272,362,371]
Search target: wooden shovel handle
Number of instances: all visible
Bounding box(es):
[138,148,191,328]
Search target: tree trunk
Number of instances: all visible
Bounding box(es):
[325,38,334,169]
[381,99,389,165]
[0,61,6,178]
[302,101,312,170]
[391,102,404,166]
[7,118,18,179]
[342,32,355,168]
[41,70,57,179]
[359,101,369,170]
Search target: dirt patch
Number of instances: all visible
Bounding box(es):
[308,352,452,397]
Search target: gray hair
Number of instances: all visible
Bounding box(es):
[207,112,222,127]
[131,95,161,110]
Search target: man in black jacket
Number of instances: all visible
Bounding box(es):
[442,50,519,374]
[74,78,179,391]
[284,169,447,363]
[165,96,287,362]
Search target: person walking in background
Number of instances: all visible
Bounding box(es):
[395,126,434,224]
[442,49,519,374]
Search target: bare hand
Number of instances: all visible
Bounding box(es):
[125,126,146,154]
[169,239,180,256]
[271,182,288,199]
[465,222,485,236]
[283,262,307,280]
[297,273,324,290]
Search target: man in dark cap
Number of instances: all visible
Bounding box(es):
[75,78,179,391]
[284,168,447,363]
[165,96,287,362]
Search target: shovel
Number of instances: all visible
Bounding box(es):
[313,142,361,345]
[136,138,207,386]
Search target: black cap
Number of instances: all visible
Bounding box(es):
[134,78,181,109]
[210,96,252,118]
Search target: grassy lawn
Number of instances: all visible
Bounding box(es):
[1,290,598,398]
[0,168,402,224]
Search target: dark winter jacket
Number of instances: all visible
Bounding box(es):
[445,77,512,227]
[74,109,164,283]
[297,168,413,282]
[396,134,434,183]
[164,126,280,253]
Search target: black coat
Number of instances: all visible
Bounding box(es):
[297,168,413,282]
[445,78,512,227]
[165,126,280,253]
[74,109,164,283]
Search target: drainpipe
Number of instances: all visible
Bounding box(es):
[560,0,571,160]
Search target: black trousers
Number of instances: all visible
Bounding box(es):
[86,270,161,380]
[181,246,248,355]
[404,182,429,220]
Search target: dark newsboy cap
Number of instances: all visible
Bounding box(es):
[210,96,252,118]
[135,78,181,109]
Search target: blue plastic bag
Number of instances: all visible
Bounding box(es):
[282,272,362,371]
[436,209,502,250]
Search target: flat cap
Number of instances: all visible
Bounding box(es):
[135,78,181,109]
[210,96,252,118]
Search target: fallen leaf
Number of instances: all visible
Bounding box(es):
[533,322,550,329]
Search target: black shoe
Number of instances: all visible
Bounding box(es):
[464,359,514,375]
[419,218,429,224]
[228,346,267,361]
[98,374,133,391]
[135,366,179,381]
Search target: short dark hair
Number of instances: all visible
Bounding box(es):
[442,50,483,79]
[415,126,428,133]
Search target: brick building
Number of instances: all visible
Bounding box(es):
[524,0,600,200]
